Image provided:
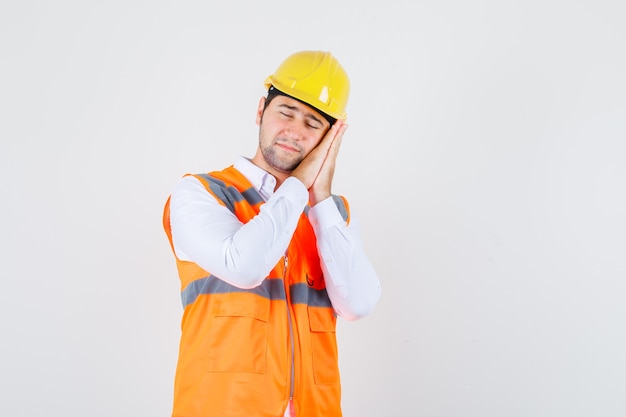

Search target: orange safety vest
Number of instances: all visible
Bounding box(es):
[163,166,350,417]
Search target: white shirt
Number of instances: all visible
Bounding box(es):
[169,156,381,320]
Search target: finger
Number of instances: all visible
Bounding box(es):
[317,121,343,153]
[326,122,347,159]
[314,122,344,162]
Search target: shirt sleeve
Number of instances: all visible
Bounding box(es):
[308,197,382,321]
[169,175,309,289]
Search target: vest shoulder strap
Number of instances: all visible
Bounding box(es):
[189,166,264,214]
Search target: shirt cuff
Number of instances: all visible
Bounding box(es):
[274,177,309,207]
[308,196,344,233]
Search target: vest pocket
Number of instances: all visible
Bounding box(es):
[207,300,269,373]
[308,306,339,384]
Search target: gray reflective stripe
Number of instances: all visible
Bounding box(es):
[182,277,334,309]
[241,187,264,206]
[290,282,333,308]
[195,173,264,214]
[331,195,349,222]
[181,276,286,307]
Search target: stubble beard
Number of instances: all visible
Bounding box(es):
[260,138,304,173]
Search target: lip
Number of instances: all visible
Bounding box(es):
[276,142,299,153]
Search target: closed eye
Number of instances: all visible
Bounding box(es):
[277,103,325,129]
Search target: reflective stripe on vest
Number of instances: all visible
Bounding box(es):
[195,173,265,213]
[181,275,334,309]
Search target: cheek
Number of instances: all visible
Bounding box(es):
[301,139,320,156]
[309,133,325,149]
[310,129,326,144]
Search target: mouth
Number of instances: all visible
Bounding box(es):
[275,141,300,153]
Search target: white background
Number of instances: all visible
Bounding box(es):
[1,1,625,416]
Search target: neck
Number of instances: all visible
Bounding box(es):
[250,152,290,190]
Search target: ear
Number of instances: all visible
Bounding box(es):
[256,97,266,126]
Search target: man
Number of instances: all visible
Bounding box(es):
[163,50,381,417]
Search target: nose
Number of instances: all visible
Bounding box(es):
[283,121,306,142]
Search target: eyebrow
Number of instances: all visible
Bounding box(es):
[278,103,324,126]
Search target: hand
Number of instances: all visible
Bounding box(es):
[310,120,347,205]
[290,121,347,191]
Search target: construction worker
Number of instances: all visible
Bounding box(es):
[163,50,382,417]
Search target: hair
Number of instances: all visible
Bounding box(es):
[264,86,337,127]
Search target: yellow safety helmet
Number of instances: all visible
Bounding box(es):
[264,50,350,121]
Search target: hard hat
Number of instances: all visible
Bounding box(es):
[264,51,350,121]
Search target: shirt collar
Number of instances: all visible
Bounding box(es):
[233,156,277,201]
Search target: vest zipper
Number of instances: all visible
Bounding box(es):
[284,255,295,408]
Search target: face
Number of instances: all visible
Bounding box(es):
[254,95,330,176]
